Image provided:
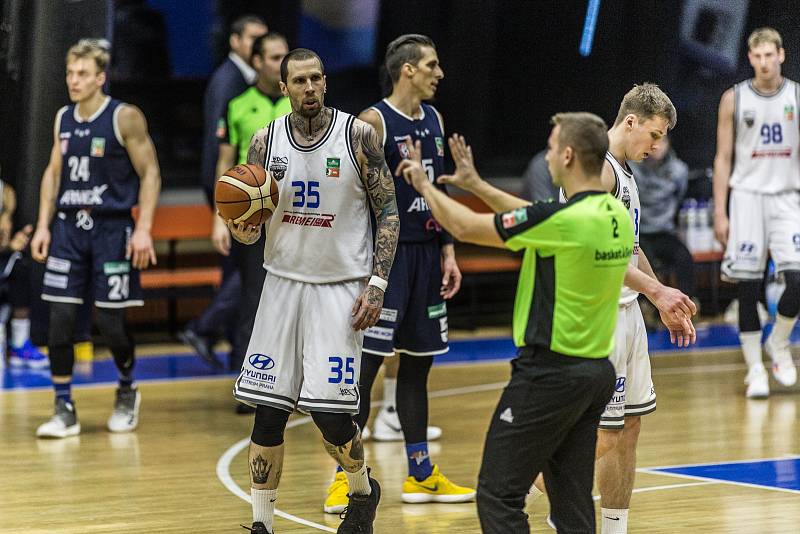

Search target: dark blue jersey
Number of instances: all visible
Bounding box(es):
[56,97,139,213]
[371,100,452,244]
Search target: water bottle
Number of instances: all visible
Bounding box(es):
[685,199,699,253]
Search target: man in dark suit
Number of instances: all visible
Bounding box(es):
[179,15,267,372]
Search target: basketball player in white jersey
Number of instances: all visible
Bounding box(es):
[713,27,800,399]
[525,84,696,534]
[226,49,399,534]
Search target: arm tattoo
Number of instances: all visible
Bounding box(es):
[351,121,399,282]
[250,454,274,485]
[247,127,269,167]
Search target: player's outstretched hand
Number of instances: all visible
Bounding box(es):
[225,219,261,245]
[128,227,157,270]
[396,140,430,193]
[9,225,33,252]
[437,134,482,192]
[659,309,697,347]
[31,227,51,263]
[714,213,729,248]
[212,215,232,256]
[352,285,383,330]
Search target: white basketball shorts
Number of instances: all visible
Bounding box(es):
[722,189,800,281]
[599,299,656,430]
[233,272,365,414]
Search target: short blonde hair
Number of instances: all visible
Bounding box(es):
[66,39,110,73]
[613,83,677,130]
[748,27,782,51]
[550,112,609,176]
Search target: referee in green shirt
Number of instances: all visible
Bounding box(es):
[398,112,634,533]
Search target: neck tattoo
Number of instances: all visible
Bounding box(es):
[292,108,330,142]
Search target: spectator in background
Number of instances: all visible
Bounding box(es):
[180,15,268,368]
[629,135,697,315]
[520,149,558,202]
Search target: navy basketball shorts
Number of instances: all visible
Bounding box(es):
[363,241,449,357]
[42,210,143,308]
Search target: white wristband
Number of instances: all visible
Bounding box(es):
[368,276,388,291]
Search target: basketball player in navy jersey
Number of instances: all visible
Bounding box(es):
[714,27,800,399]
[324,34,474,514]
[228,48,399,534]
[31,39,161,439]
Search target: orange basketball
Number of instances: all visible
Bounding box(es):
[215,164,280,225]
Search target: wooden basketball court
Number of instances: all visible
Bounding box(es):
[1,342,798,533]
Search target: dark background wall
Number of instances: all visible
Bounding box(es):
[2,0,799,224]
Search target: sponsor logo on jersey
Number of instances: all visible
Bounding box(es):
[743,110,755,127]
[427,302,447,319]
[407,196,430,212]
[785,105,795,121]
[59,184,108,206]
[215,118,227,139]
[325,157,340,177]
[74,128,90,138]
[46,257,72,274]
[60,139,69,155]
[281,211,335,228]
[269,156,288,181]
[43,273,69,289]
[794,234,800,252]
[379,308,398,322]
[615,377,626,392]
[103,261,131,275]
[397,139,411,159]
[620,186,631,209]
[90,137,105,157]
[435,136,444,156]
[248,353,276,370]
[365,326,393,340]
[415,128,430,138]
[594,245,633,262]
[425,217,443,233]
[736,241,758,262]
[501,207,528,229]
[339,387,357,397]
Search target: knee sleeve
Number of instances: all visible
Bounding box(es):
[353,352,384,430]
[95,308,134,375]
[737,280,762,333]
[311,411,357,446]
[48,303,78,376]
[778,270,800,318]
[251,405,291,447]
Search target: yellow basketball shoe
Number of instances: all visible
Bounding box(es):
[323,470,349,514]
[401,465,476,503]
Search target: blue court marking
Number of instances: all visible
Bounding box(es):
[4,322,799,391]
[641,457,800,493]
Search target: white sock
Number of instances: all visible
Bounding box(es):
[252,488,277,530]
[10,318,30,349]
[739,331,765,370]
[344,464,372,496]
[770,314,796,345]
[383,377,397,411]
[601,508,628,534]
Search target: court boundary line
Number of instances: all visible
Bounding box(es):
[638,467,800,495]
[639,454,800,470]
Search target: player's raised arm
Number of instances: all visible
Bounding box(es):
[31,112,66,263]
[712,88,735,247]
[118,104,161,269]
[399,139,503,248]
[351,119,399,330]
[438,134,530,213]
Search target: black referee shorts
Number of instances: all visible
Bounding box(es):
[477,347,615,534]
